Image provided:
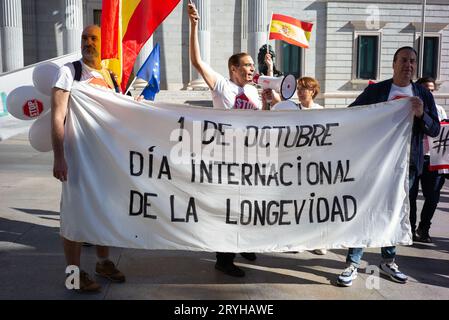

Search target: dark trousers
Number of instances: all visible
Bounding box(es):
[216,252,235,265]
[409,157,445,233]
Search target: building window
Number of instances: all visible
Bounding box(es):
[356,35,378,80]
[94,9,102,26]
[280,42,302,78]
[418,36,440,79]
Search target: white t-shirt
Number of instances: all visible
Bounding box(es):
[271,100,299,110]
[300,102,323,109]
[271,101,323,111]
[53,60,114,92]
[212,73,261,110]
[387,83,414,101]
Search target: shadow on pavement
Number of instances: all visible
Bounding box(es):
[1,211,449,299]
[11,208,60,216]
[331,245,449,289]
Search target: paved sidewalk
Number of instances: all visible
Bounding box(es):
[1,134,448,300]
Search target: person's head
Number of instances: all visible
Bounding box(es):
[257,44,283,76]
[416,76,436,92]
[257,44,274,73]
[228,53,255,86]
[81,25,101,65]
[297,77,320,106]
[392,46,418,86]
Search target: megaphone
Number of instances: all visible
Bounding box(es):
[253,73,297,100]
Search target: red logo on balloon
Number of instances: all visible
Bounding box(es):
[23,99,43,118]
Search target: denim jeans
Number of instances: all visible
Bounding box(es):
[346,246,396,267]
[345,167,419,267]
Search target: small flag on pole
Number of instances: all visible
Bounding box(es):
[136,43,160,101]
[268,14,313,48]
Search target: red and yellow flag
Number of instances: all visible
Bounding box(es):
[268,14,313,48]
[101,0,180,92]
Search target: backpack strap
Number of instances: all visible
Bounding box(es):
[108,70,121,93]
[72,61,82,81]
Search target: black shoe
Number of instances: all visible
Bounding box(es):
[215,263,245,277]
[240,252,257,261]
[416,228,433,243]
[412,232,420,242]
[418,235,433,243]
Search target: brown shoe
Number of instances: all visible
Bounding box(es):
[95,259,126,282]
[78,270,101,292]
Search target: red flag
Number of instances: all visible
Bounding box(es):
[101,0,181,92]
[101,0,120,59]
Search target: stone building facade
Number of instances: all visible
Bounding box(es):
[1,0,449,107]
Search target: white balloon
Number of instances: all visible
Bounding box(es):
[28,110,52,152]
[6,86,50,120]
[271,100,299,110]
[32,62,60,96]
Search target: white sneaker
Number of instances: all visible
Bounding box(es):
[313,249,327,255]
[337,265,358,287]
[379,262,408,283]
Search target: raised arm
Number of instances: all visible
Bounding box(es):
[265,53,274,77]
[188,2,217,90]
[262,53,281,109]
[51,88,70,181]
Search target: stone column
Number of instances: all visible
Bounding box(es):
[247,0,267,63]
[188,0,210,90]
[240,0,248,53]
[63,0,83,54]
[133,37,154,92]
[0,0,24,72]
[22,0,37,66]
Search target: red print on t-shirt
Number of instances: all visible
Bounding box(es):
[391,95,408,101]
[234,92,257,110]
[88,77,111,89]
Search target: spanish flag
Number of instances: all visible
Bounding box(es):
[268,14,313,49]
[101,0,180,92]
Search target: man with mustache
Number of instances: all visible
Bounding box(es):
[52,25,125,292]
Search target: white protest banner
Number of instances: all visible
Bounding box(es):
[428,121,449,171]
[60,82,414,252]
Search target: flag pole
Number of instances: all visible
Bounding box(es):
[267,12,273,56]
[124,77,137,95]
